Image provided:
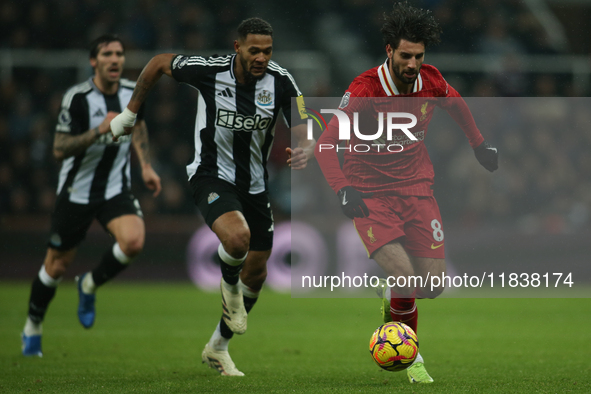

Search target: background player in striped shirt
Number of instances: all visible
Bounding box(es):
[110,18,314,376]
[21,34,161,357]
[315,2,498,383]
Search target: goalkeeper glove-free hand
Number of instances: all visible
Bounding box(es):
[337,186,374,219]
[474,140,498,172]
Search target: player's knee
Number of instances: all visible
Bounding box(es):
[45,257,69,278]
[251,264,268,282]
[119,236,144,258]
[386,267,415,290]
[418,285,445,299]
[243,266,267,289]
[224,229,250,258]
[432,285,445,298]
[44,249,74,278]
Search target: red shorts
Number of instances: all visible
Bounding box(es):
[352,195,445,259]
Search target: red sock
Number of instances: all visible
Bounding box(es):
[390,292,418,333]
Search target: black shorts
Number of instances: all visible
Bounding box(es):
[190,176,274,251]
[48,192,143,251]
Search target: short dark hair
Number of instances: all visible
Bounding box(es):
[89,34,124,58]
[381,2,442,50]
[237,18,273,40]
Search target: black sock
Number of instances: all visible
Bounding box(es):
[217,252,244,286]
[219,317,234,339]
[219,295,259,339]
[91,247,128,287]
[27,277,57,324]
[243,295,258,313]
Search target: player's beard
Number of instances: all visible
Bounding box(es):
[240,57,266,85]
[393,66,419,85]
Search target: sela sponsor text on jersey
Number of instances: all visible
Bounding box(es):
[216,109,272,131]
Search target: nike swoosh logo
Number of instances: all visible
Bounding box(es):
[342,191,348,205]
[486,147,497,153]
[431,243,443,249]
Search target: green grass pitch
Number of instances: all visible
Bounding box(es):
[1,282,589,393]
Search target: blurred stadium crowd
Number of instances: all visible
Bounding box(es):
[1,0,590,233]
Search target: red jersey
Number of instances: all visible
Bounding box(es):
[315,60,484,196]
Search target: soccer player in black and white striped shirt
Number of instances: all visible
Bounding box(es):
[111,18,314,376]
[21,35,161,357]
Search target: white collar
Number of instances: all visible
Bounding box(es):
[377,59,422,96]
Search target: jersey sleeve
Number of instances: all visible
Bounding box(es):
[337,79,372,116]
[314,81,372,194]
[314,116,350,193]
[440,80,484,149]
[280,69,305,128]
[170,54,212,88]
[56,93,87,135]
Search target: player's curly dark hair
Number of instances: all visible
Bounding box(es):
[381,2,442,50]
[89,34,124,59]
[237,17,273,40]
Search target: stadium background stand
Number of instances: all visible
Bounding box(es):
[2,0,591,281]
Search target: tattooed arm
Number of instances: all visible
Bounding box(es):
[110,54,176,140]
[53,111,118,161]
[131,119,161,197]
[127,54,176,113]
[131,119,151,168]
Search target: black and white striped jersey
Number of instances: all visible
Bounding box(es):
[170,54,305,194]
[55,78,144,204]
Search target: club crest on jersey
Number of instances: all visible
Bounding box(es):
[420,102,428,121]
[256,90,273,106]
[208,192,220,204]
[216,109,271,131]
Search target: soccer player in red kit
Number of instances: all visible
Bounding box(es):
[315,2,498,383]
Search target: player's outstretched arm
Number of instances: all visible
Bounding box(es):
[314,119,350,192]
[110,53,176,141]
[131,119,161,197]
[442,88,499,172]
[286,124,315,170]
[313,118,373,218]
